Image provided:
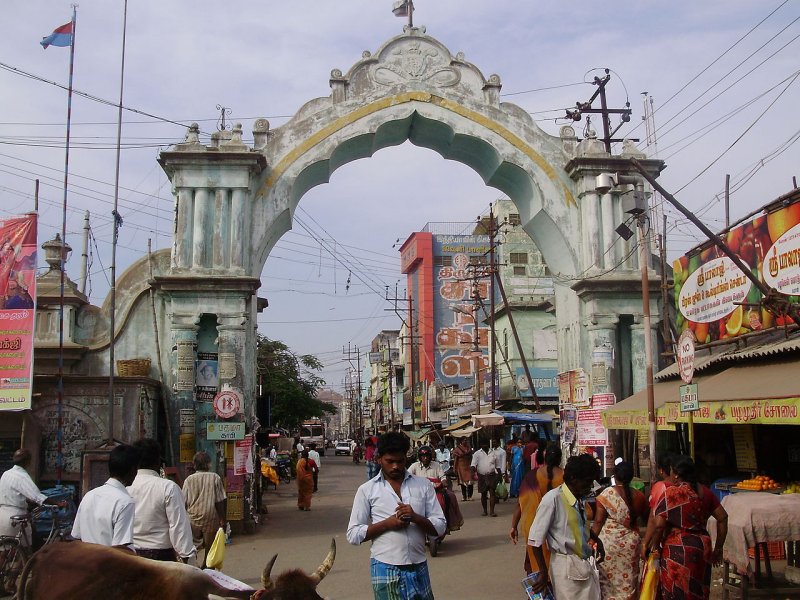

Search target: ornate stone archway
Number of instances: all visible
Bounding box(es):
[156,25,665,466]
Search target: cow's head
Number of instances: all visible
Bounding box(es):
[257,538,335,600]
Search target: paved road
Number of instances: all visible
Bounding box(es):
[222,455,525,599]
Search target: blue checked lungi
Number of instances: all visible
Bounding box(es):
[367,461,380,479]
[370,558,434,600]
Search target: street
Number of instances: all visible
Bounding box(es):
[223,455,525,598]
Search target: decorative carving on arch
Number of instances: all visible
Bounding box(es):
[373,41,460,87]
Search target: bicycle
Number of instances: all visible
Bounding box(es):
[0,512,34,597]
[0,504,71,599]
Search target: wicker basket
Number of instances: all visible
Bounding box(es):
[116,358,151,377]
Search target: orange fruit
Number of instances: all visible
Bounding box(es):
[767,202,800,242]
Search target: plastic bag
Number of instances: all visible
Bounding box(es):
[639,552,659,600]
[206,527,226,570]
[495,479,509,499]
[261,462,279,486]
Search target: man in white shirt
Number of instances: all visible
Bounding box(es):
[308,443,321,493]
[127,438,195,563]
[470,439,501,517]
[434,442,450,472]
[491,438,508,478]
[71,444,139,550]
[0,449,67,539]
[527,454,604,599]
[347,432,446,600]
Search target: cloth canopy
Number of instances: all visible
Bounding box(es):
[441,418,472,433]
[472,414,504,427]
[450,426,481,438]
[491,410,554,424]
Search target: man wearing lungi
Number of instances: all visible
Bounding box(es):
[347,432,447,600]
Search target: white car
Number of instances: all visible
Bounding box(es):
[335,441,351,456]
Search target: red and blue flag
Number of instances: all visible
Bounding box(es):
[40,21,73,49]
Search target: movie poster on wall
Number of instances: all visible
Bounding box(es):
[0,213,38,411]
[431,235,494,389]
[196,351,218,401]
[673,198,800,344]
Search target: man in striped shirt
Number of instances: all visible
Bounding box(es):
[183,452,227,569]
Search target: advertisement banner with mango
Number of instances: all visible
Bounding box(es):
[673,198,800,343]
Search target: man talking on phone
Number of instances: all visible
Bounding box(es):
[347,431,446,600]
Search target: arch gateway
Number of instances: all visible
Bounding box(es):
[31,25,666,513]
[156,26,666,460]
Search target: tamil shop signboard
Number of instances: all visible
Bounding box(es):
[673,196,800,344]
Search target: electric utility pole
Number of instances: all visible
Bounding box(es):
[566,69,637,153]
[386,285,422,428]
[342,343,364,440]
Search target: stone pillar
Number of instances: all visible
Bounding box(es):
[586,316,618,395]
[230,188,246,271]
[581,190,602,271]
[213,189,230,269]
[600,192,616,269]
[216,312,254,530]
[174,188,193,269]
[192,188,210,268]
[170,312,200,470]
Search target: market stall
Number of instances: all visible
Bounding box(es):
[709,492,800,598]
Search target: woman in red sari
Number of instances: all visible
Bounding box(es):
[650,456,728,600]
[296,450,317,511]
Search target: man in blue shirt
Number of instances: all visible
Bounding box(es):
[347,431,446,600]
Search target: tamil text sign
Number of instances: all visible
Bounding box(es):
[0,214,37,411]
[673,197,800,343]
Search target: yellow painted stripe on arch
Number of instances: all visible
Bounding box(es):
[259,91,575,206]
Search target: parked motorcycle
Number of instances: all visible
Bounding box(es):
[275,455,292,484]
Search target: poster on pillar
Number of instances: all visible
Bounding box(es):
[0,213,37,411]
[576,394,615,446]
[196,352,218,401]
[234,435,254,476]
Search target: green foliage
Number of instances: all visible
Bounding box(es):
[256,334,335,430]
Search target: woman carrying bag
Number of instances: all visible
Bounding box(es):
[591,460,647,600]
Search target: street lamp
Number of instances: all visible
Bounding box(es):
[598,173,658,482]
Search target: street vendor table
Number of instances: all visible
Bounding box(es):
[708,492,800,599]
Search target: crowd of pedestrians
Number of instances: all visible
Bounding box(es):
[0,439,227,573]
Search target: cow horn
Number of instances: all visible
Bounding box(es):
[261,554,278,591]
[309,538,336,586]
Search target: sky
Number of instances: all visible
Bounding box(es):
[2,1,798,392]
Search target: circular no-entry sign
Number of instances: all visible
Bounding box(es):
[213,388,242,419]
[677,329,696,384]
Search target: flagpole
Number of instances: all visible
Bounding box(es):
[108,0,129,446]
[56,5,77,484]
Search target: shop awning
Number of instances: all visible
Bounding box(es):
[441,418,472,433]
[450,426,482,438]
[472,414,504,427]
[603,358,800,429]
[406,427,433,440]
[492,410,555,425]
[601,378,685,430]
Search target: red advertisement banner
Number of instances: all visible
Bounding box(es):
[673,198,800,343]
[0,213,37,411]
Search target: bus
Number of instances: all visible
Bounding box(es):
[299,419,326,455]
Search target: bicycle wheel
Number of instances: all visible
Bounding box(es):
[0,537,29,598]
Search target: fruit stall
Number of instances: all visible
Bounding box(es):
[709,491,800,598]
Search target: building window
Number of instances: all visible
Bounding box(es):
[508,213,521,225]
[503,329,509,357]
[510,252,528,264]
[433,255,453,267]
[513,266,526,275]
